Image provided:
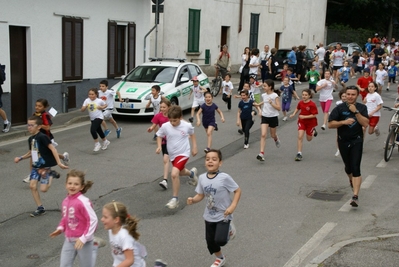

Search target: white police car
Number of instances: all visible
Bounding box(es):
[112,58,210,116]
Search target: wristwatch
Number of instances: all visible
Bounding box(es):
[354,110,359,114]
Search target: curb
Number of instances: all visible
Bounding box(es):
[305,233,399,266]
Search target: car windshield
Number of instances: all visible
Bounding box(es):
[125,66,177,83]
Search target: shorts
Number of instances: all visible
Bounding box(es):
[102,109,113,119]
[320,100,332,113]
[161,143,169,155]
[377,80,384,86]
[281,101,292,112]
[203,120,217,129]
[333,65,343,71]
[0,86,3,108]
[192,99,204,108]
[309,83,316,91]
[171,155,189,171]
[30,167,52,184]
[261,116,278,128]
[340,78,348,83]
[369,116,380,127]
[389,76,396,83]
[298,120,317,136]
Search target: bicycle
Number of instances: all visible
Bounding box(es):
[383,105,399,162]
[210,65,229,97]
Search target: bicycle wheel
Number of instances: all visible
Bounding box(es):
[210,78,221,97]
[384,126,398,162]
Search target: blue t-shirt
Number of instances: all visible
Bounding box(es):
[339,67,350,81]
[388,66,398,77]
[280,85,294,103]
[287,50,297,64]
[238,99,254,120]
[200,103,218,124]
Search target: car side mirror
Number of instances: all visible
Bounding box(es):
[179,77,190,84]
[121,75,126,80]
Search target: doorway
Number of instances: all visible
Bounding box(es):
[9,26,27,125]
[220,26,229,51]
[275,32,281,49]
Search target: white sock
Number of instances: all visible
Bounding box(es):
[4,120,9,124]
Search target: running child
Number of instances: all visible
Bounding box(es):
[23,99,70,183]
[289,89,318,161]
[338,61,351,89]
[81,88,110,152]
[257,79,281,161]
[306,65,320,94]
[14,116,68,217]
[363,81,383,136]
[387,60,398,91]
[50,169,98,267]
[101,201,147,267]
[147,99,171,190]
[99,80,122,138]
[375,63,388,94]
[234,83,256,134]
[236,90,260,149]
[356,68,373,100]
[196,91,225,152]
[280,76,300,121]
[275,63,288,80]
[188,76,207,123]
[286,67,299,90]
[334,89,347,157]
[146,85,166,139]
[156,105,198,209]
[316,70,335,130]
[221,73,234,110]
[187,149,241,267]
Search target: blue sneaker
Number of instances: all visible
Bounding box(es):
[104,129,111,137]
[116,127,122,138]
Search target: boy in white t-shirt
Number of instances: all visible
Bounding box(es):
[156,105,198,209]
[221,74,234,110]
[98,80,122,138]
[188,76,208,123]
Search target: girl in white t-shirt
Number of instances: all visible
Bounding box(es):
[363,81,383,136]
[81,88,110,152]
[101,201,146,267]
[375,63,388,94]
[257,80,281,161]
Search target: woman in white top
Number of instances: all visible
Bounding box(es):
[256,79,281,161]
[238,47,250,91]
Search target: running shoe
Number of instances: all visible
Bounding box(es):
[282,116,287,121]
[188,117,194,123]
[321,124,326,130]
[116,127,122,138]
[188,167,198,186]
[295,153,303,161]
[244,144,249,149]
[256,153,265,161]
[210,257,226,267]
[238,129,244,135]
[312,128,318,137]
[214,123,218,131]
[166,198,179,209]
[49,170,61,179]
[335,149,340,157]
[23,175,30,183]
[275,138,281,148]
[102,140,110,150]
[154,259,168,267]
[159,179,168,189]
[93,143,101,152]
[204,147,210,153]
[62,152,70,166]
[104,129,111,137]
[375,126,380,136]
[2,122,11,133]
[350,196,358,207]
[30,208,46,217]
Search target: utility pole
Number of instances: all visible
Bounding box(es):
[151,0,164,57]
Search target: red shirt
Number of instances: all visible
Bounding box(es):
[357,76,373,100]
[296,100,318,124]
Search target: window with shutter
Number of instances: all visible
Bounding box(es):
[249,13,260,49]
[62,17,83,81]
[188,9,201,53]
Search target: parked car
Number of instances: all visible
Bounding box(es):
[273,48,315,81]
[327,42,363,56]
[112,58,210,116]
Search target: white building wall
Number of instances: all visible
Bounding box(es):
[0,0,150,91]
[151,0,327,69]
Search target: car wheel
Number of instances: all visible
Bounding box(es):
[170,97,178,106]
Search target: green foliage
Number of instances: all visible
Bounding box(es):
[326,24,374,47]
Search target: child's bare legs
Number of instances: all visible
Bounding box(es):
[170,167,191,197]
[205,127,215,149]
[270,126,278,141]
[109,117,119,130]
[297,130,305,152]
[377,84,382,95]
[368,125,376,135]
[323,112,329,127]
[259,124,269,154]
[0,108,7,121]
[163,154,170,180]
[190,107,196,118]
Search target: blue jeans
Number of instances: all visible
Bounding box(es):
[60,239,95,267]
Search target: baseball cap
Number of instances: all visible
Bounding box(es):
[249,75,256,79]
[363,68,370,73]
[191,76,199,81]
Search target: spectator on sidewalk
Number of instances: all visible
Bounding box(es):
[0,84,11,133]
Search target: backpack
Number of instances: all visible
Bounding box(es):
[0,64,5,85]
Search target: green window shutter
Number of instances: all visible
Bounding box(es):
[188,9,201,52]
[249,13,260,49]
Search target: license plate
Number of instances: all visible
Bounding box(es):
[120,102,134,109]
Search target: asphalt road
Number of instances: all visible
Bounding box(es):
[1,79,399,267]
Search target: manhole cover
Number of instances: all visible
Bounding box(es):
[307,190,345,201]
[27,254,40,259]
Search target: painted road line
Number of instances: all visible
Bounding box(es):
[376,159,387,168]
[338,199,352,212]
[360,175,377,189]
[283,222,337,267]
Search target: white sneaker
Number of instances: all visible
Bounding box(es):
[297,81,302,84]
[102,140,110,150]
[188,167,198,186]
[244,144,249,149]
[321,124,326,130]
[210,257,226,267]
[93,143,101,152]
[159,179,168,189]
[62,152,70,166]
[23,175,30,183]
[2,122,11,133]
[166,198,179,209]
[375,126,380,136]
[335,149,340,157]
[282,116,287,121]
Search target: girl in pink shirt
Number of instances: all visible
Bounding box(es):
[50,169,98,267]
